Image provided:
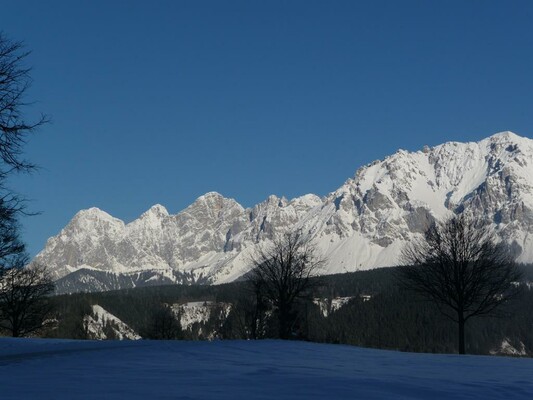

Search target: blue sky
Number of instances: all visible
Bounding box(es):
[1,1,533,256]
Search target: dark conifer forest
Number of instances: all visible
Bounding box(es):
[43,265,533,356]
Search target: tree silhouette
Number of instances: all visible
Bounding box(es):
[0,258,55,337]
[398,214,522,354]
[249,231,324,339]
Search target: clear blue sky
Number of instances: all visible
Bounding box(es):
[1,1,532,257]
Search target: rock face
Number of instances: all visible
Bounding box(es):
[33,132,533,293]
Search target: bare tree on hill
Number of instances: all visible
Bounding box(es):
[398,214,522,354]
[248,231,325,340]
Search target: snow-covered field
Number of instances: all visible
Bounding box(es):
[0,339,532,399]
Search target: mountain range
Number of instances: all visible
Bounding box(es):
[32,131,533,293]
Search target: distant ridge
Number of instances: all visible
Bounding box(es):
[33,132,533,293]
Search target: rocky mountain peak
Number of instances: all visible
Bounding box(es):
[186,192,244,218]
[72,207,117,222]
[140,204,169,218]
[67,207,125,236]
[487,130,523,143]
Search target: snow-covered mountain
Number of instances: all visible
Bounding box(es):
[34,132,533,293]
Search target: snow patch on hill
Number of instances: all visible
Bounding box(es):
[172,301,232,332]
[84,305,140,340]
[313,297,354,317]
[490,338,527,357]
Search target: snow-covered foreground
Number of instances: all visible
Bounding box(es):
[0,339,532,399]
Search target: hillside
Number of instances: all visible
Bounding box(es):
[0,339,532,399]
[46,266,533,356]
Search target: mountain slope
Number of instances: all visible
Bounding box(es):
[33,132,533,293]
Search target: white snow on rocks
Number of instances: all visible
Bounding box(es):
[84,305,140,340]
[33,132,533,292]
[171,301,232,332]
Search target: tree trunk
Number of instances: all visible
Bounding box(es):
[458,313,465,355]
[278,306,291,340]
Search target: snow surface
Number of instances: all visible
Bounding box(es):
[0,339,532,399]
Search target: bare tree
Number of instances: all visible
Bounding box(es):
[0,199,25,261]
[0,33,53,337]
[249,231,324,339]
[398,214,522,354]
[0,32,48,250]
[0,32,47,176]
[0,258,55,337]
